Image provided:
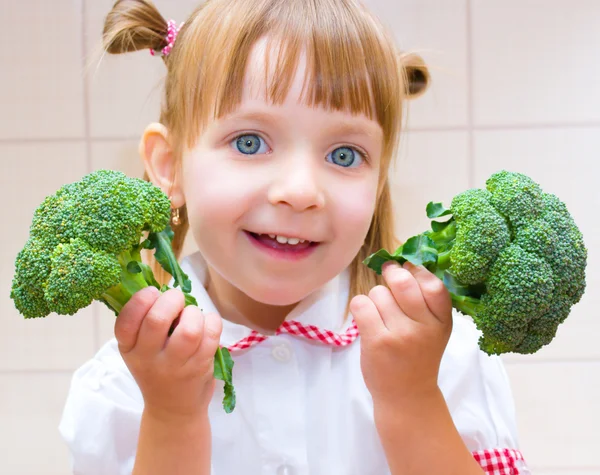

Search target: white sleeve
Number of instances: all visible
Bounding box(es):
[59,339,217,475]
[58,339,143,475]
[439,313,531,474]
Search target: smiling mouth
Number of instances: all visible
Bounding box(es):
[244,231,319,251]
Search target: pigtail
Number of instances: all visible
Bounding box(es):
[399,52,430,99]
[103,0,169,57]
[102,1,189,285]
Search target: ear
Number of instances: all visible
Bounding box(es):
[400,53,430,99]
[139,123,185,208]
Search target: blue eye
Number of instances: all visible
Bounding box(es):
[233,134,268,155]
[327,146,364,168]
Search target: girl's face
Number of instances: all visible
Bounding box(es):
[181,38,383,306]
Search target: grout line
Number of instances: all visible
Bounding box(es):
[502,358,600,365]
[3,121,600,145]
[0,136,141,144]
[531,467,600,472]
[0,137,87,144]
[466,0,475,188]
[80,0,100,353]
[0,369,76,375]
[406,122,600,132]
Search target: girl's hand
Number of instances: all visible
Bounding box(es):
[114,286,223,420]
[350,261,453,407]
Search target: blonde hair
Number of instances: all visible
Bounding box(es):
[102,0,430,313]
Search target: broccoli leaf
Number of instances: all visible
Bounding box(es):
[395,235,438,266]
[363,235,438,274]
[145,226,192,293]
[362,249,397,275]
[442,271,472,296]
[214,347,236,413]
[127,261,142,274]
[139,262,161,289]
[426,202,452,219]
[430,219,452,233]
[184,292,198,307]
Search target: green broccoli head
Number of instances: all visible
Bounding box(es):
[9,239,52,319]
[10,169,182,318]
[447,189,511,285]
[44,238,121,316]
[364,170,588,356]
[29,169,171,253]
[11,169,237,414]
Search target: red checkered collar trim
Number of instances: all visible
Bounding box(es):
[179,253,358,352]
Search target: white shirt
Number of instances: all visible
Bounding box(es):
[59,252,530,474]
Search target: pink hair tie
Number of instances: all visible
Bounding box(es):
[150,19,183,57]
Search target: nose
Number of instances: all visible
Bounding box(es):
[267,156,326,211]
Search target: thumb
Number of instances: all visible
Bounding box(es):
[197,311,224,361]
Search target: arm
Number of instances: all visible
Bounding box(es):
[133,410,212,475]
[374,389,483,475]
[351,261,484,475]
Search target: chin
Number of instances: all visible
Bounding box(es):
[244,281,315,306]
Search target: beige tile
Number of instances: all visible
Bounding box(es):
[534,471,600,475]
[85,0,200,138]
[1,143,96,370]
[0,1,85,139]
[364,0,468,128]
[505,362,600,467]
[389,130,470,241]
[90,139,145,178]
[90,141,198,346]
[474,128,599,361]
[472,0,600,126]
[0,372,73,474]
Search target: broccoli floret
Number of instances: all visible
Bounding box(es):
[364,170,588,356]
[10,169,236,413]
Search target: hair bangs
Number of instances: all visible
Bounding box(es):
[167,0,402,163]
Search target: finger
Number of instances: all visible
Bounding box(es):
[137,289,186,356]
[403,261,453,324]
[185,312,223,370]
[115,286,161,354]
[382,262,432,323]
[164,305,205,364]
[350,294,388,341]
[367,285,408,331]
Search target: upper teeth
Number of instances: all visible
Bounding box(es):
[266,234,306,245]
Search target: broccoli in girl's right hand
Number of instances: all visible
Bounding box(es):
[10,169,236,414]
[364,170,588,356]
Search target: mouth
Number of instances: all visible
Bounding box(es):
[243,230,320,259]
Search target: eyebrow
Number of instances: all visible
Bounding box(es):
[225,110,381,139]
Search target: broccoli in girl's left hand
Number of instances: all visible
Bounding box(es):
[364,170,588,356]
[10,169,236,413]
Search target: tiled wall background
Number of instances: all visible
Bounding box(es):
[1,0,598,473]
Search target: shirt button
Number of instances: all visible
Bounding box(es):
[276,464,296,475]
[271,342,292,363]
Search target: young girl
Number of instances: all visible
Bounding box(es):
[59,0,531,473]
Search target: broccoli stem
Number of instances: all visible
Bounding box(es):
[101,249,149,314]
[428,219,457,244]
[450,294,483,317]
[99,241,237,414]
[437,250,452,270]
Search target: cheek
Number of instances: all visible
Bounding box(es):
[181,154,252,229]
[333,179,378,239]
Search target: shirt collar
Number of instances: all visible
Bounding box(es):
[179,252,357,351]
